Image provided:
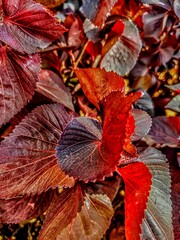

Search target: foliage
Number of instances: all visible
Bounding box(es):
[0,0,179,239]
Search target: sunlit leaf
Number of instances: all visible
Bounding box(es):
[100,18,142,76]
[39,183,113,240]
[0,46,40,127]
[138,147,174,240]
[36,70,74,110]
[0,0,67,53]
[0,104,75,198]
[118,162,152,240]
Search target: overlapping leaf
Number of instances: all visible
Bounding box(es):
[0,104,75,198]
[0,46,40,127]
[138,147,174,240]
[147,116,180,147]
[141,0,172,9]
[100,18,142,76]
[0,0,67,54]
[39,183,113,240]
[36,70,74,110]
[0,189,56,224]
[118,162,152,240]
[166,95,180,113]
[80,0,117,28]
[172,183,180,239]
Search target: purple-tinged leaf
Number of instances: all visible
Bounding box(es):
[166,95,180,113]
[131,109,152,141]
[147,116,180,147]
[0,104,75,198]
[165,83,180,94]
[0,189,56,224]
[36,70,74,110]
[83,19,100,42]
[80,0,117,28]
[100,18,142,76]
[39,183,113,240]
[0,46,40,127]
[0,0,67,54]
[56,117,107,182]
[137,147,174,240]
[141,0,172,10]
[174,0,180,17]
[172,183,180,239]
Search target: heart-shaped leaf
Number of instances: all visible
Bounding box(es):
[0,0,67,53]
[0,46,40,127]
[0,104,75,198]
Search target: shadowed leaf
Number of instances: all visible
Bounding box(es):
[172,183,180,239]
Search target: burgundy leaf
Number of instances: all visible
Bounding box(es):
[36,70,74,110]
[0,189,56,224]
[172,183,180,239]
[80,0,117,28]
[131,108,152,141]
[0,0,67,54]
[147,116,180,147]
[0,46,40,127]
[118,162,152,240]
[0,104,75,198]
[137,147,174,240]
[39,183,113,240]
[100,18,142,76]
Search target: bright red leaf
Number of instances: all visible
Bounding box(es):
[74,68,125,109]
[36,70,74,110]
[118,162,152,240]
[0,46,40,127]
[0,104,75,198]
[0,0,67,54]
[39,183,113,240]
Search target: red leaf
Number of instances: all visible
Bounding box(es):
[0,46,40,127]
[100,18,142,76]
[0,189,56,224]
[0,0,67,54]
[36,70,74,110]
[80,0,118,28]
[147,116,180,147]
[39,183,113,240]
[118,162,152,240]
[0,104,75,198]
[74,68,125,109]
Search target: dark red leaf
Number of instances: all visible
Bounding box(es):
[118,162,152,240]
[80,0,117,28]
[172,183,180,239]
[137,147,174,239]
[74,68,125,109]
[0,46,40,127]
[0,0,67,54]
[100,18,142,76]
[0,189,56,224]
[36,70,74,110]
[39,183,113,240]
[0,104,75,198]
[147,116,180,147]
